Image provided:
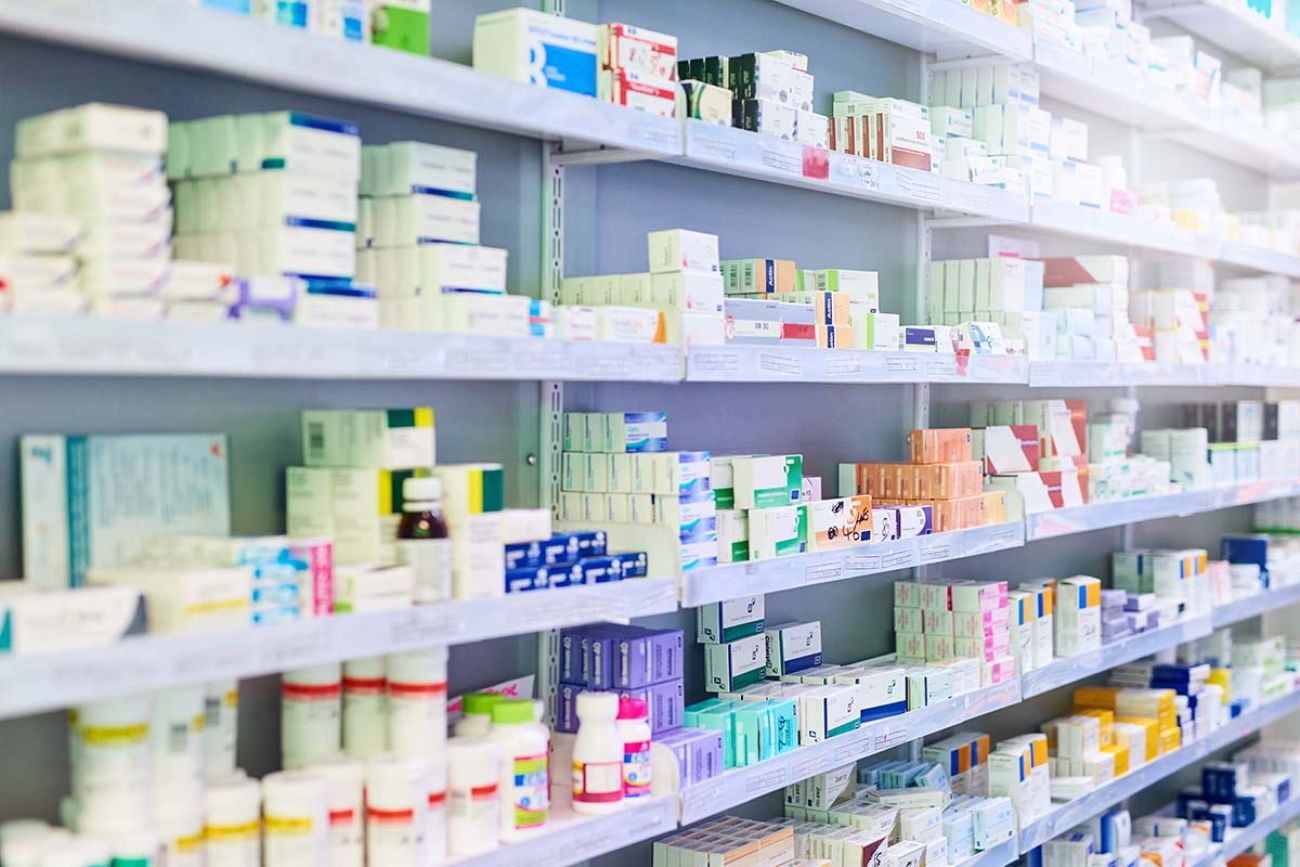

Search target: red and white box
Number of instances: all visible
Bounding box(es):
[599,70,677,117]
[1040,468,1085,508]
[1037,255,1128,287]
[954,607,1010,638]
[975,425,1041,474]
[600,23,678,80]
[984,655,1017,685]
[987,471,1054,517]
[951,580,1008,612]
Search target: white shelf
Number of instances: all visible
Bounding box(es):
[1021,615,1213,698]
[1217,239,1300,278]
[678,680,1021,826]
[1019,688,1300,851]
[1024,476,1300,541]
[772,0,1032,61]
[452,794,677,867]
[1029,197,1197,257]
[1212,583,1300,628]
[1034,38,1300,181]
[681,522,1023,606]
[1225,364,1300,388]
[954,839,1020,867]
[685,345,1028,384]
[0,0,681,155]
[0,318,685,382]
[675,122,1029,222]
[1028,360,1217,388]
[1187,790,1300,867]
[1141,0,1300,73]
[0,578,677,720]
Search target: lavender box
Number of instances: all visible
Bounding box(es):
[586,630,618,689]
[559,627,586,685]
[557,683,584,733]
[657,727,725,784]
[620,678,684,734]
[618,627,685,688]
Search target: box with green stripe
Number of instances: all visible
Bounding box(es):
[697,595,765,644]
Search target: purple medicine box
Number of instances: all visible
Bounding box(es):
[656,727,725,785]
[618,627,685,688]
[619,679,684,734]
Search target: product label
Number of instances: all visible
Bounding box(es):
[511,753,550,828]
[364,809,425,863]
[623,739,652,799]
[398,537,452,603]
[448,783,499,827]
[572,759,623,803]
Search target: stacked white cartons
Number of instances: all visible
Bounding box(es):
[928,64,1042,194]
[0,211,84,316]
[171,110,372,327]
[359,141,526,336]
[646,229,725,346]
[1038,256,1141,362]
[12,103,175,320]
[926,256,1052,359]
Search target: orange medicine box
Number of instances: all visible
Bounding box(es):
[982,490,1007,524]
[929,461,984,500]
[909,428,974,464]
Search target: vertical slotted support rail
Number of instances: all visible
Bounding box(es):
[537,142,567,727]
[907,52,935,765]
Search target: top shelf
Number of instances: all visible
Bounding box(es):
[1141,0,1300,73]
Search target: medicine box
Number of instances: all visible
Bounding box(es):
[704,632,767,692]
[472,8,599,96]
[749,504,808,559]
[21,433,231,588]
[733,454,803,509]
[697,595,765,644]
[648,229,720,274]
[805,495,873,551]
[301,408,435,469]
[765,620,824,676]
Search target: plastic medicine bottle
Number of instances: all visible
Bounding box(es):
[616,696,653,801]
[282,664,342,770]
[488,699,549,841]
[341,657,387,759]
[452,693,504,738]
[397,476,452,604]
[261,771,329,867]
[571,692,624,815]
[364,754,429,867]
[445,737,499,857]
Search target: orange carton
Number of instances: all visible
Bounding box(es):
[982,490,1006,524]
[909,428,974,464]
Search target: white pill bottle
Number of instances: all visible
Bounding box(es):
[571,692,624,815]
[488,699,549,841]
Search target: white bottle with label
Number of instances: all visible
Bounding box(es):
[446,737,499,856]
[571,692,624,815]
[396,476,452,605]
[616,696,653,801]
[488,699,549,841]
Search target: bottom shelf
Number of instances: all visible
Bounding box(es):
[451,792,677,867]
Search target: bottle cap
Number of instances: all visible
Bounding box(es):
[617,696,649,721]
[490,699,538,726]
[403,476,441,502]
[462,692,505,717]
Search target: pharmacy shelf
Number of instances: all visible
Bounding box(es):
[1023,475,1300,542]
[0,578,677,721]
[772,0,1032,61]
[677,679,1022,826]
[0,318,685,382]
[674,122,1029,222]
[954,838,1020,867]
[1027,360,1217,388]
[451,794,677,867]
[685,344,1029,384]
[1141,0,1300,74]
[680,522,1024,606]
[1225,364,1300,388]
[1019,687,1300,851]
[0,0,681,156]
[1217,240,1300,279]
[1029,197,1197,258]
[1021,615,1213,699]
[1211,582,1300,628]
[1186,789,1300,867]
[1034,38,1300,181]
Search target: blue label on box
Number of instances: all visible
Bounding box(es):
[534,43,598,96]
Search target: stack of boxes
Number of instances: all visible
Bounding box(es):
[675,51,826,146]
[652,818,796,865]
[11,103,233,320]
[843,427,1006,535]
[927,63,1044,194]
[925,732,992,797]
[169,109,372,326]
[895,580,1016,689]
[1075,683,1180,765]
[925,256,1052,359]
[1112,659,1225,740]
[1052,575,1102,657]
[556,623,685,735]
[1042,255,1143,363]
[734,454,808,560]
[720,258,892,351]
[0,211,82,315]
[356,141,522,336]
[829,91,931,172]
[559,410,719,573]
[598,23,679,117]
[560,229,724,346]
[474,9,680,117]
[990,732,1052,824]
[974,399,1092,515]
[1113,547,1210,624]
[1130,282,1209,365]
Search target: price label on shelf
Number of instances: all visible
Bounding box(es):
[845,552,883,573]
[920,543,952,563]
[759,353,801,376]
[691,350,741,374]
[747,767,788,793]
[760,146,803,176]
[824,355,863,376]
[805,562,844,584]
